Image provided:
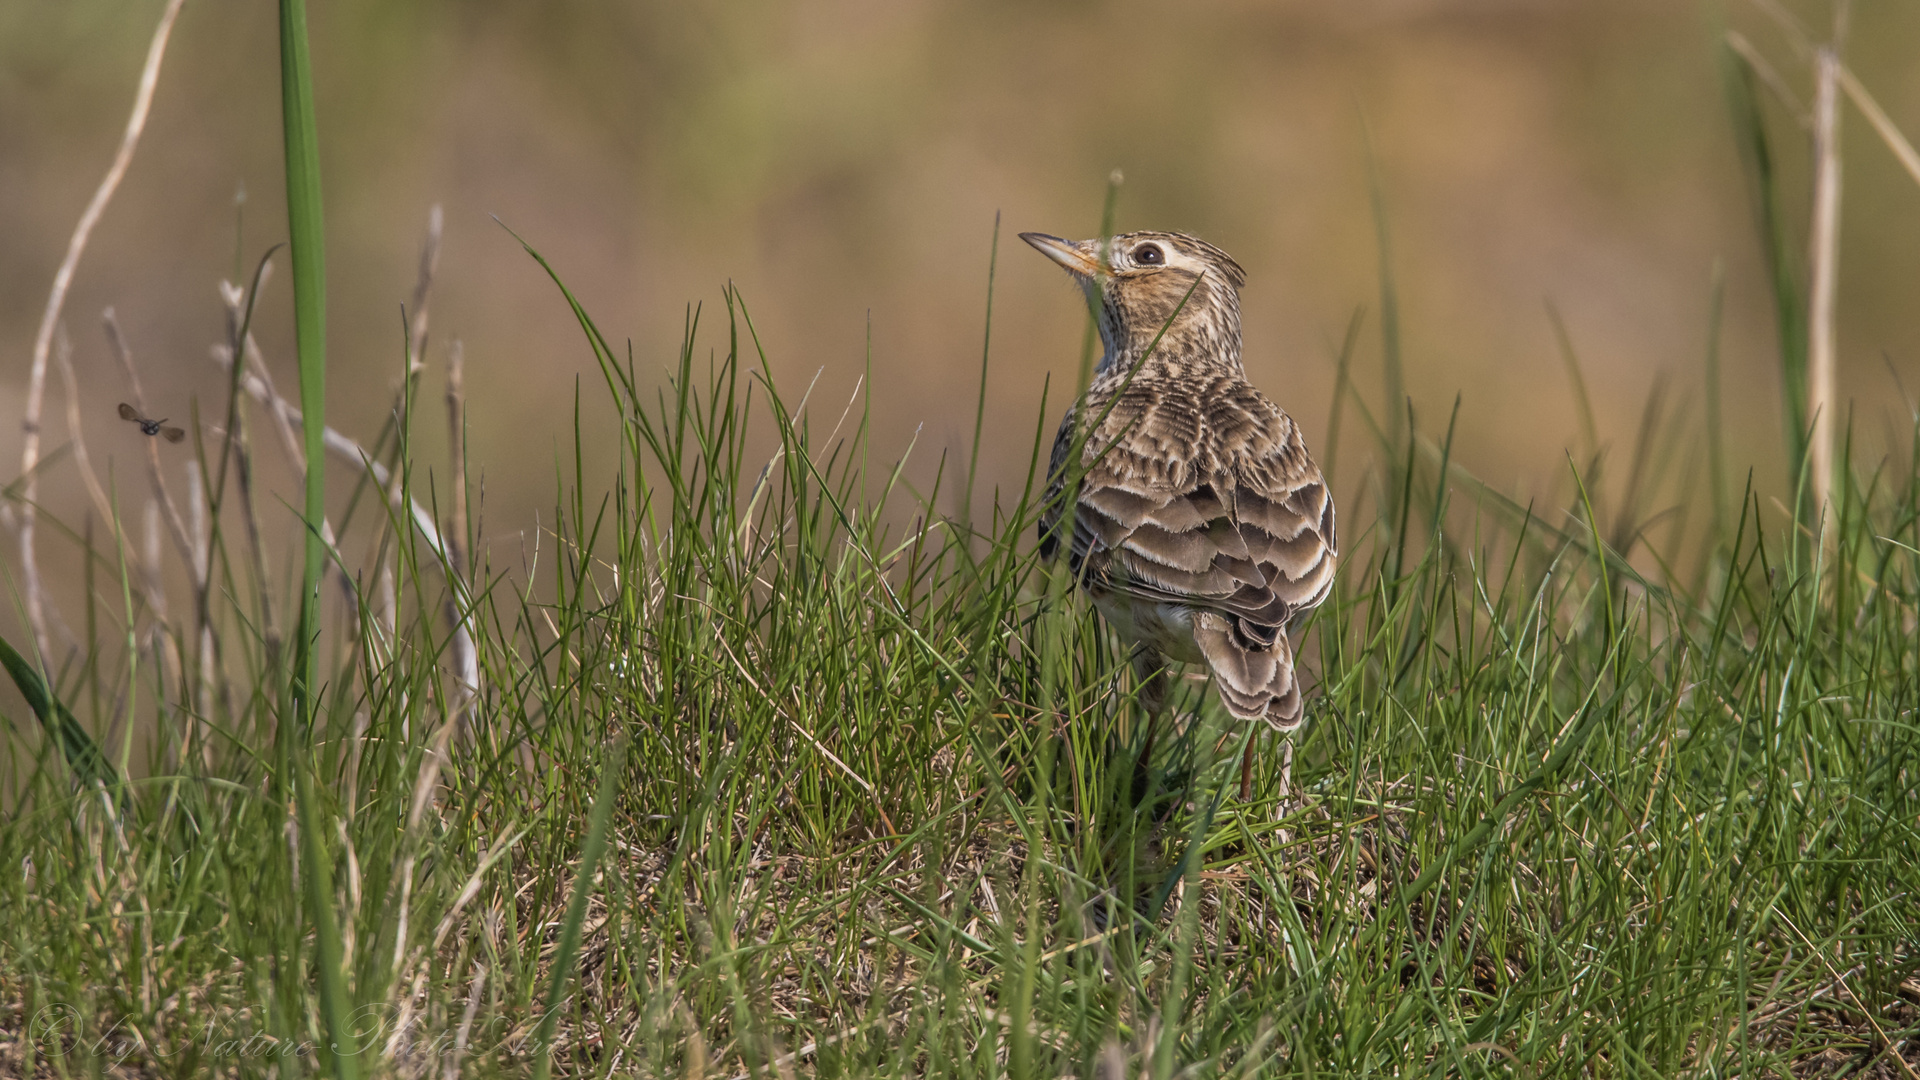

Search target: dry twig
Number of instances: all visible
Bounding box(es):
[53,325,117,547]
[16,0,187,660]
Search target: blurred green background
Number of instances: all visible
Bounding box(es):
[4,0,1918,581]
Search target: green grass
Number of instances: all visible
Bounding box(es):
[4,229,1920,1076]
[277,2,354,1075]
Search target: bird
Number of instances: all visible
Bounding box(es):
[1021,229,1336,799]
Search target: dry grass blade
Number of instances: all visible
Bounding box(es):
[52,324,116,546]
[1737,0,1920,191]
[443,963,489,1080]
[444,336,478,716]
[212,322,480,704]
[429,829,530,955]
[410,204,444,367]
[1723,30,1809,125]
[217,352,424,537]
[1807,43,1842,525]
[1839,67,1920,190]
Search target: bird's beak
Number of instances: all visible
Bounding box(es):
[1020,232,1101,277]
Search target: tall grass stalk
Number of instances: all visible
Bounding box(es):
[1720,34,1810,491]
[279,0,355,1076]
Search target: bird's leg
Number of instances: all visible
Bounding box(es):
[1274,737,1295,838]
[1130,648,1167,803]
[1238,727,1259,800]
[1278,735,1294,801]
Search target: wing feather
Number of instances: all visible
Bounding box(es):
[1042,376,1337,628]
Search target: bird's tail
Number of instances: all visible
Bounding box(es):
[1192,611,1303,730]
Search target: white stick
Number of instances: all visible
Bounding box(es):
[1808,46,1842,526]
[18,0,188,659]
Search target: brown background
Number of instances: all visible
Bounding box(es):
[4,0,1918,610]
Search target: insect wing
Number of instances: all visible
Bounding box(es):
[161,426,187,444]
[118,403,141,422]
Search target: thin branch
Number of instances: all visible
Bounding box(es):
[54,324,117,542]
[18,0,187,661]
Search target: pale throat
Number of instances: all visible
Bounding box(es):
[1089,291,1244,379]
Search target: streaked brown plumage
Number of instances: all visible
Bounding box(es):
[1022,229,1336,797]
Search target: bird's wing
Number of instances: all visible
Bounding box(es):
[1044,379,1336,627]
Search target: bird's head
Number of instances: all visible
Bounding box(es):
[1020,229,1246,374]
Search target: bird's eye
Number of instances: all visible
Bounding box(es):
[1134,244,1164,266]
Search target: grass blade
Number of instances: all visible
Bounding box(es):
[1720,36,1809,484]
[0,631,118,794]
[532,734,628,1080]
[961,211,1001,543]
[278,1,354,1077]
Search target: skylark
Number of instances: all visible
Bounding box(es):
[1023,230,1337,798]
